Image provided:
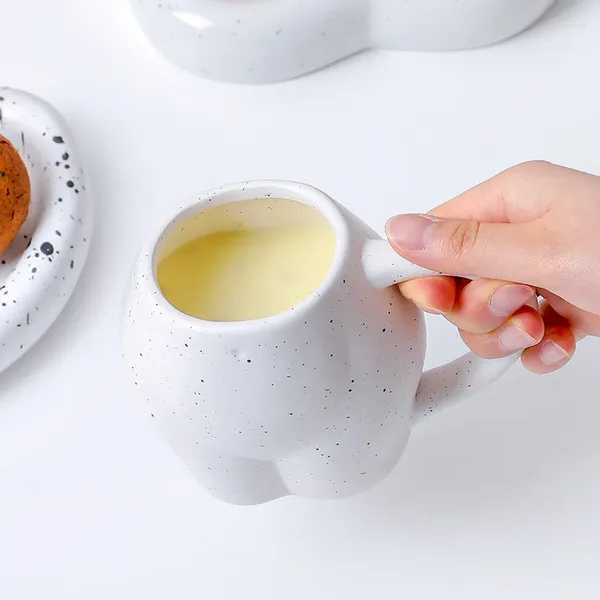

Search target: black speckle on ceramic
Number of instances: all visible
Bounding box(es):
[40,242,54,256]
[0,87,92,374]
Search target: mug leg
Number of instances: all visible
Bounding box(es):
[176,447,290,505]
[278,428,410,499]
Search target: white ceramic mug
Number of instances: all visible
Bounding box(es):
[122,181,519,505]
[130,0,555,83]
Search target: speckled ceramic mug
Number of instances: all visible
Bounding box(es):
[122,181,519,505]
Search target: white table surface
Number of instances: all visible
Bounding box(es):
[1,0,600,598]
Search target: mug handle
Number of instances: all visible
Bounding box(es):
[362,239,520,423]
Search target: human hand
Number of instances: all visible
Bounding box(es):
[386,161,600,374]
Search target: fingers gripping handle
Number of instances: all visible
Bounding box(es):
[362,239,520,422]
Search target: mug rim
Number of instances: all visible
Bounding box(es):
[143,180,350,334]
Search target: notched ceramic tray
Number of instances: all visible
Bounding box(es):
[131,0,556,84]
[0,88,92,374]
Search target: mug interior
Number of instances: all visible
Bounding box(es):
[153,195,338,323]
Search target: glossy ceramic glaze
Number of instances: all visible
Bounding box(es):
[122,181,518,505]
[131,0,556,83]
[0,89,92,375]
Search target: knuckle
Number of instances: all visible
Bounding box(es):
[445,220,482,258]
[508,160,553,176]
[500,161,555,189]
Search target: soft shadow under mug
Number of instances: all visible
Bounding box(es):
[122,181,518,505]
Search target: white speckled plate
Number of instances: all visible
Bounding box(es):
[0,88,92,374]
[131,0,555,84]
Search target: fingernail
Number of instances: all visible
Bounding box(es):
[490,285,534,317]
[498,325,536,352]
[385,214,436,251]
[540,340,569,365]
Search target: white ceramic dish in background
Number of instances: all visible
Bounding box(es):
[0,88,92,374]
[131,0,556,84]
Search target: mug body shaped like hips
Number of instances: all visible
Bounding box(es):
[122,181,518,505]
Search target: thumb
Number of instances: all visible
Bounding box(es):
[385,213,552,287]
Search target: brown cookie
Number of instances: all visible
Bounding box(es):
[0,135,31,254]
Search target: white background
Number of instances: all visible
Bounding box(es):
[1,0,600,598]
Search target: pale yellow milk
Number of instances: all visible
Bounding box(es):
[157,222,336,322]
